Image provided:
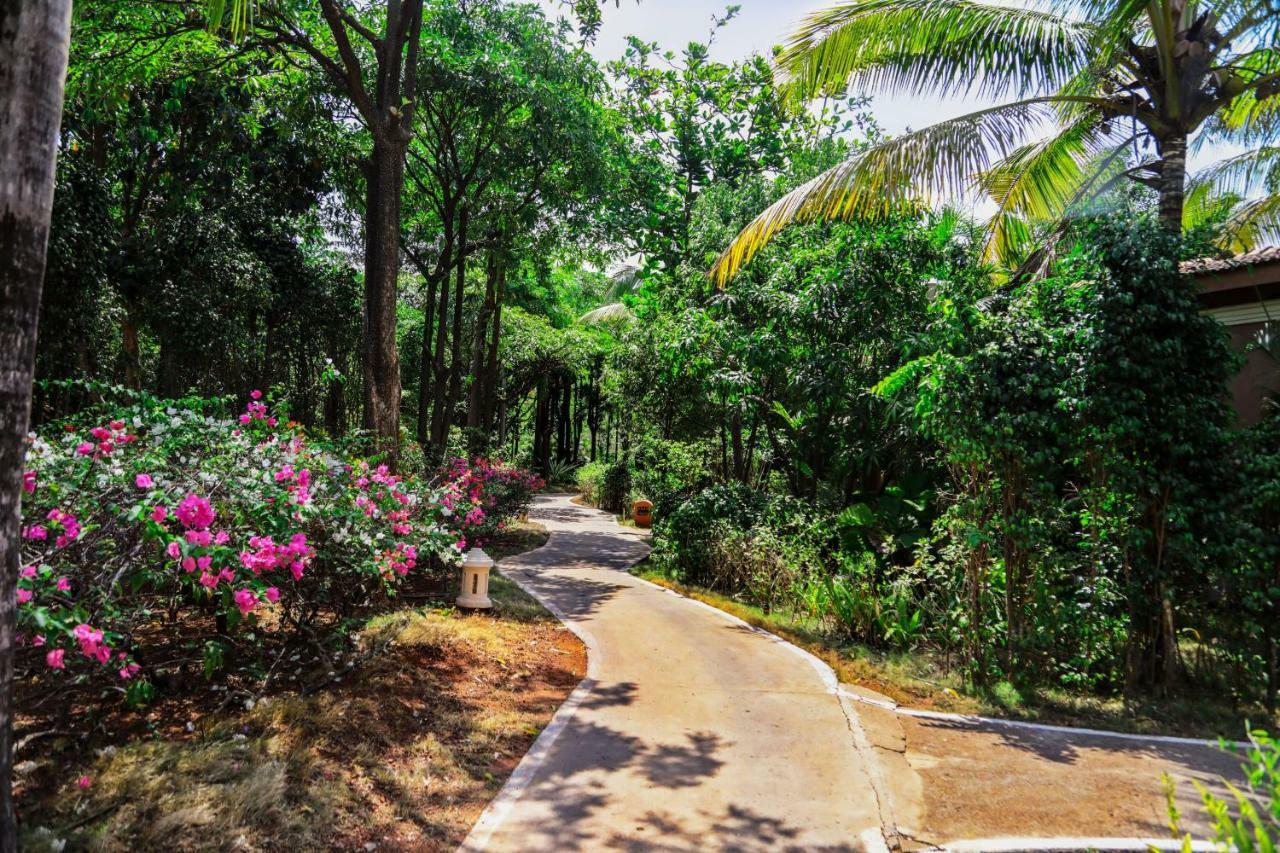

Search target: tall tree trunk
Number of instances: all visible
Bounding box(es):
[362,133,407,467]
[466,250,499,454]
[1157,133,1187,232]
[434,208,468,460]
[481,266,503,438]
[0,3,72,848]
[417,272,438,447]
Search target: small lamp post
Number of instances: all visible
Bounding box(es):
[457,546,494,610]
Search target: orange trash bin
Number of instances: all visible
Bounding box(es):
[632,499,653,528]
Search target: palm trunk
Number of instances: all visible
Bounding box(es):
[0,3,73,848]
[363,133,407,467]
[1157,134,1187,232]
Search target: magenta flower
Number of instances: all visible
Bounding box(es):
[16,588,32,604]
[167,541,181,559]
[21,470,36,494]
[150,505,168,524]
[175,494,215,529]
[77,775,91,790]
[46,649,65,670]
[181,556,196,573]
[55,577,70,593]
[135,473,154,489]
[198,571,219,589]
[264,586,280,603]
[250,389,263,400]
[20,565,35,579]
[118,663,140,680]
[234,588,258,616]
[32,634,44,647]
[23,525,47,541]
[75,442,94,456]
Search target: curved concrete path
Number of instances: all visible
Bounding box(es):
[462,494,885,852]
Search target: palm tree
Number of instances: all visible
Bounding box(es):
[710,0,1280,284]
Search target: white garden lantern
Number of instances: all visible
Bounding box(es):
[457,547,494,609]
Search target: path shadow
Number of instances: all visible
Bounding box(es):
[499,568,626,621]
[580,681,639,710]
[914,715,1247,778]
[639,731,726,789]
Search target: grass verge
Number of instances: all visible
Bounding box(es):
[19,522,581,852]
[632,565,1276,739]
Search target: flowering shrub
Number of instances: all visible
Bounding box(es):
[17,391,474,703]
[438,457,543,548]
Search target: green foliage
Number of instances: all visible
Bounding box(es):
[1167,730,1280,851]
[600,459,633,514]
[576,460,608,506]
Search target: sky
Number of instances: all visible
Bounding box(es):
[539,0,1003,138]
[536,0,1235,173]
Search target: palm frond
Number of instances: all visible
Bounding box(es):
[775,0,1095,104]
[1207,48,1280,144]
[579,302,634,325]
[1221,193,1280,252]
[978,115,1123,263]
[709,99,1062,285]
[1192,146,1280,197]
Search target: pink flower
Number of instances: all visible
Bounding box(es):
[75,442,94,456]
[197,556,212,571]
[264,586,280,603]
[16,589,32,604]
[46,649,65,670]
[175,494,215,529]
[21,470,36,494]
[90,426,110,441]
[33,634,45,647]
[234,588,257,616]
[181,556,196,572]
[214,531,230,545]
[20,565,35,579]
[55,577,70,593]
[250,389,263,400]
[109,420,125,430]
[135,473,154,489]
[150,505,168,523]
[118,663,140,680]
[167,541,181,559]
[22,525,47,541]
[199,572,219,589]
[77,775,91,790]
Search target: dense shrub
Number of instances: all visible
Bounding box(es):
[575,460,608,506]
[18,390,538,703]
[600,459,632,513]
[651,483,815,586]
[438,456,543,547]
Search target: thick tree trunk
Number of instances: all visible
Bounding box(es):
[363,133,407,467]
[1157,133,1187,232]
[0,3,73,848]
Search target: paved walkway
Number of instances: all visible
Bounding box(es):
[463,494,885,852]
[463,494,1250,853]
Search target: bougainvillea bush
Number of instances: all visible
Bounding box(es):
[438,456,543,547]
[18,390,468,704]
